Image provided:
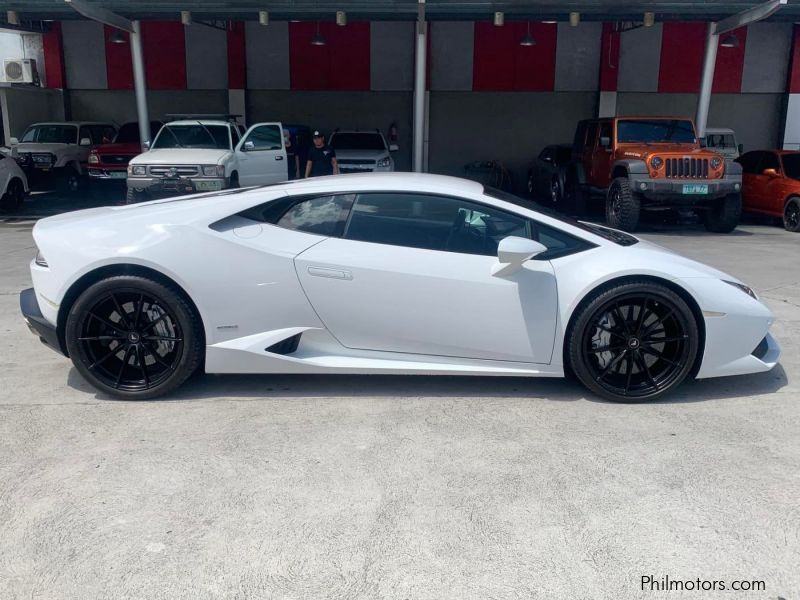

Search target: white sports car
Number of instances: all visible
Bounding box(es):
[20,173,780,402]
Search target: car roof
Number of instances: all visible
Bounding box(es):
[705,128,734,134]
[279,172,482,196]
[331,130,383,135]
[164,120,231,127]
[27,122,114,127]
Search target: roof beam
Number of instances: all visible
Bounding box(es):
[63,0,133,32]
[715,0,787,35]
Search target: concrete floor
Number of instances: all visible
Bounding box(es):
[0,209,797,599]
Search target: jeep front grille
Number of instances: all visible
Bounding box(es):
[665,157,709,179]
[148,165,200,178]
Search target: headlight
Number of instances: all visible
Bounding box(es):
[202,165,225,177]
[35,249,48,268]
[88,153,99,164]
[128,165,146,176]
[376,157,392,168]
[650,156,663,169]
[723,279,758,300]
[710,157,723,170]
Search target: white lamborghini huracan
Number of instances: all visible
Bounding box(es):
[21,173,780,402]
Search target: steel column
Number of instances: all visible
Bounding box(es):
[695,22,718,139]
[129,20,151,150]
[412,1,427,173]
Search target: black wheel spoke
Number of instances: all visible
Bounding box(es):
[596,349,628,382]
[640,346,682,367]
[635,352,658,391]
[591,344,624,353]
[133,294,145,329]
[88,345,123,370]
[144,346,175,371]
[613,304,631,335]
[624,353,634,393]
[136,346,150,388]
[144,335,182,342]
[143,313,169,333]
[595,324,626,340]
[635,298,649,334]
[109,294,130,329]
[644,335,688,345]
[114,345,133,389]
[79,335,126,341]
[88,312,123,333]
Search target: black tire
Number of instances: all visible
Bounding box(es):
[0,177,25,211]
[126,187,148,204]
[564,170,587,216]
[548,176,562,206]
[526,170,535,198]
[783,197,800,232]
[65,275,204,400]
[58,166,82,193]
[568,280,699,403]
[703,193,741,233]
[228,172,239,189]
[606,177,641,232]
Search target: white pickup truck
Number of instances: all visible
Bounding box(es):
[126,118,288,202]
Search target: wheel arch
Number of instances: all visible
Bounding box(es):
[56,263,205,356]
[562,274,706,378]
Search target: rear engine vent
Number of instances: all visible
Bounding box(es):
[751,336,769,360]
[266,334,301,355]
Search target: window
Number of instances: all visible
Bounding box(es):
[21,125,77,144]
[330,132,386,151]
[230,126,241,147]
[617,119,696,144]
[276,194,355,236]
[584,122,599,150]
[760,152,780,172]
[781,154,800,180]
[598,122,612,147]
[152,124,231,150]
[344,192,529,256]
[242,125,282,151]
[88,125,115,144]
[737,151,762,175]
[555,146,573,165]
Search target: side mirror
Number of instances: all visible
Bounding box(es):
[389,143,399,152]
[142,140,151,150]
[599,136,611,148]
[763,168,780,178]
[738,143,744,155]
[79,137,92,146]
[9,137,18,146]
[491,236,548,277]
[243,140,255,151]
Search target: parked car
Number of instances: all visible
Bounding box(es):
[126,118,288,203]
[88,121,163,182]
[527,144,571,205]
[328,129,397,173]
[15,121,116,192]
[702,127,742,160]
[0,144,29,211]
[737,149,800,232]
[565,116,742,232]
[22,173,779,402]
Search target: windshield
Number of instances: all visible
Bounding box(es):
[483,186,639,246]
[705,133,736,149]
[152,124,230,150]
[330,133,386,151]
[781,154,800,180]
[617,119,697,144]
[21,125,77,144]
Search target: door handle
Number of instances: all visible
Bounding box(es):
[307,266,352,280]
[275,155,284,161]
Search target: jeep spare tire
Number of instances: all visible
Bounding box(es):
[606,177,641,232]
[703,193,741,234]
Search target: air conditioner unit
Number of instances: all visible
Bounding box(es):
[4,59,40,85]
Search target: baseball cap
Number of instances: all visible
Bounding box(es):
[313,130,323,137]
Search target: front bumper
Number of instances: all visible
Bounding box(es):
[88,167,128,181]
[127,176,226,196]
[20,288,65,356]
[629,174,741,206]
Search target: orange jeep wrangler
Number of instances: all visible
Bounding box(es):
[564,116,743,232]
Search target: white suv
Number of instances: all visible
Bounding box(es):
[328,130,397,173]
[126,119,288,202]
[15,121,116,192]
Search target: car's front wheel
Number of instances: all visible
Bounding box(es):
[65,275,204,399]
[606,177,641,232]
[568,281,699,402]
[126,188,149,204]
[0,177,25,211]
[703,193,741,233]
[783,197,800,232]
[58,167,82,193]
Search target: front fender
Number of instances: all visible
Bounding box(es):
[613,159,648,175]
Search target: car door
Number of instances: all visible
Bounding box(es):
[738,151,763,211]
[235,123,287,186]
[757,152,784,214]
[293,191,559,364]
[590,120,614,187]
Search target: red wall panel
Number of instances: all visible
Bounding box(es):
[713,26,747,93]
[289,22,370,90]
[227,22,246,89]
[141,21,186,90]
[787,25,800,93]
[473,22,557,92]
[104,25,133,90]
[42,22,65,89]
[599,22,620,92]
[658,22,706,93]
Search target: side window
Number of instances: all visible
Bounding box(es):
[760,152,780,172]
[598,122,612,147]
[275,194,356,237]
[737,152,762,174]
[101,126,116,143]
[78,126,91,144]
[243,125,282,151]
[531,221,593,260]
[344,193,529,256]
[585,122,599,150]
[230,125,240,146]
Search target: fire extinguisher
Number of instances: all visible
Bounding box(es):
[389,122,398,144]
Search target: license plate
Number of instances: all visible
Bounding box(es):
[682,184,708,195]
[194,180,222,192]
[109,171,127,179]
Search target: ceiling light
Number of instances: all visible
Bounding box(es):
[720,33,739,48]
[493,12,504,26]
[336,11,346,26]
[7,10,19,25]
[180,10,191,25]
[644,12,655,27]
[519,22,536,46]
[311,21,326,46]
[541,20,557,24]
[259,10,269,26]
[569,12,580,27]
[109,29,127,44]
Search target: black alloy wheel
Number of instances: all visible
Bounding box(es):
[66,276,203,399]
[569,282,698,402]
[784,197,800,232]
[0,178,24,211]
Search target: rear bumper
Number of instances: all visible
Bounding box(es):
[630,174,741,206]
[19,288,65,356]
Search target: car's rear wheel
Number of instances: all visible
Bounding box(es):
[606,177,641,232]
[58,167,82,193]
[568,281,699,402]
[65,276,204,399]
[126,188,148,204]
[0,178,25,211]
[703,193,741,233]
[783,197,800,232]
[526,170,535,198]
